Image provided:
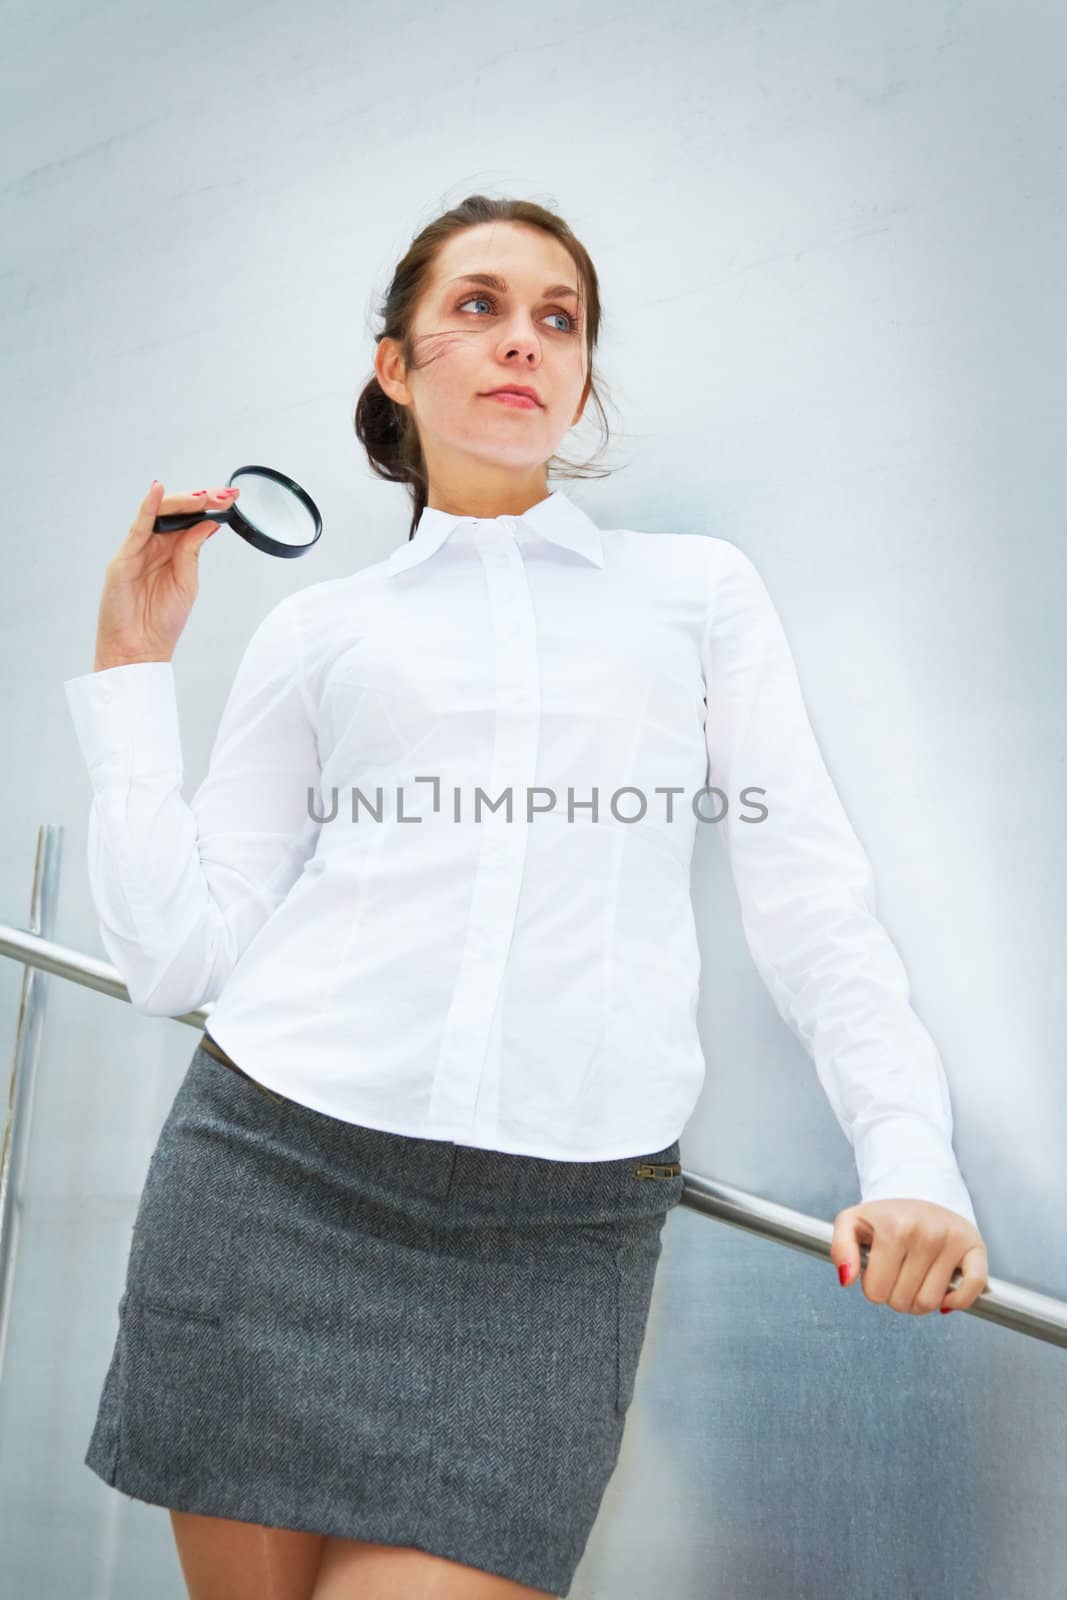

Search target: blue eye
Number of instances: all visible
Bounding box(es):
[456,293,580,335]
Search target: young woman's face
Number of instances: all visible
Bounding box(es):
[376,221,591,501]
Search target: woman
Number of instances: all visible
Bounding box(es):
[65,195,988,1600]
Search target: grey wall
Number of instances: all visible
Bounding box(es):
[2,1,1064,1595]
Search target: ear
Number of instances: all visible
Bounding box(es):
[375,335,411,408]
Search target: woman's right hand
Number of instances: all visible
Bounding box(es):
[93,481,240,671]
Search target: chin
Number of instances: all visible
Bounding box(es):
[452,433,554,469]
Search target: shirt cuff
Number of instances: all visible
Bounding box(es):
[853,1112,978,1227]
[63,662,183,787]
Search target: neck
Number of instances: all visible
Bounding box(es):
[424,465,552,522]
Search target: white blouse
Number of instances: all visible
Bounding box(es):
[63,487,977,1224]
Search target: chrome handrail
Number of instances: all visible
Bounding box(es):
[2,836,1064,1352]
[679,1174,1066,1348]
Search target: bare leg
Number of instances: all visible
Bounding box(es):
[169,1508,327,1600]
[311,1537,557,1598]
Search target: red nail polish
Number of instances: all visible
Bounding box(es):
[838,1265,850,1287]
[940,1306,953,1314]
[193,490,206,496]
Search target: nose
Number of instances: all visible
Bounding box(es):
[496,316,542,361]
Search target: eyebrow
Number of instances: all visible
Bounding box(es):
[445,271,580,304]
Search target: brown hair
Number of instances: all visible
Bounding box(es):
[354,195,614,542]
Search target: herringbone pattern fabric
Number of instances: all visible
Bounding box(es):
[85,1039,685,1595]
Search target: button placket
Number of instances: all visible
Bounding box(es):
[427,526,540,1128]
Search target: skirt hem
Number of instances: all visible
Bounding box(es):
[83,1451,572,1596]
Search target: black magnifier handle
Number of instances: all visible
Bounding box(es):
[153,509,237,533]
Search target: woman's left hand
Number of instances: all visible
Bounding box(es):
[830,1200,989,1315]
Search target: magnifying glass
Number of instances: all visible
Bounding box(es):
[152,464,323,559]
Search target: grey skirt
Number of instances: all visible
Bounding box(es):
[85,1035,685,1597]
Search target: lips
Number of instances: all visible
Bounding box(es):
[482,386,543,406]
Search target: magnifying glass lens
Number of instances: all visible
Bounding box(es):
[232,470,317,548]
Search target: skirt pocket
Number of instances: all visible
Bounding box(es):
[117,1288,234,1502]
[129,1293,223,1327]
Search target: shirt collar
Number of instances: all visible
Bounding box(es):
[383,487,605,577]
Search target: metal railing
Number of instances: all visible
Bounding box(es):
[3,825,1065,1368]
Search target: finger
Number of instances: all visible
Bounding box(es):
[159,484,241,515]
[123,479,169,553]
[858,1230,908,1307]
[177,514,223,562]
[940,1244,989,1312]
[829,1211,862,1287]
[913,1235,962,1315]
[883,1243,938,1315]
[188,523,221,562]
[167,485,236,563]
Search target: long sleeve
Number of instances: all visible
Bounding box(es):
[701,541,978,1227]
[63,592,323,1018]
